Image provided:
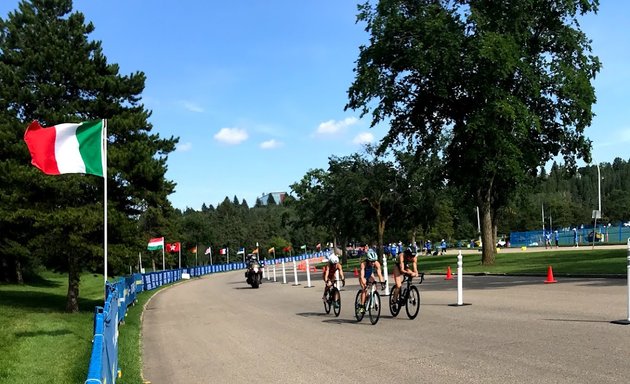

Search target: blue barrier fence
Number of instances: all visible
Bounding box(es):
[509,223,630,248]
[84,252,329,383]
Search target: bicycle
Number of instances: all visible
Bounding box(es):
[389,272,424,319]
[323,279,344,317]
[355,280,385,325]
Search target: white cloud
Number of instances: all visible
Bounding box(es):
[176,142,193,152]
[352,132,374,145]
[181,101,204,113]
[214,127,248,145]
[316,117,359,135]
[260,139,282,149]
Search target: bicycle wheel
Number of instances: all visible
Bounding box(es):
[354,290,365,322]
[323,291,331,314]
[332,288,341,317]
[389,286,401,317]
[368,291,381,325]
[405,285,420,319]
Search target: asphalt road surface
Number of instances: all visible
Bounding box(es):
[142,266,630,384]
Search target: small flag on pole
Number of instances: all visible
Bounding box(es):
[166,242,180,253]
[205,246,212,255]
[191,246,197,254]
[300,244,307,250]
[219,248,227,255]
[268,247,275,254]
[236,247,245,255]
[147,237,164,251]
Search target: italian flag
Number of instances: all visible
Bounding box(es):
[147,237,164,251]
[24,120,105,177]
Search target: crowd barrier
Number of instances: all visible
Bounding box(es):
[84,252,329,383]
[510,224,630,248]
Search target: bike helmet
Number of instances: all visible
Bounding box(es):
[328,254,339,264]
[366,249,378,262]
[404,247,414,257]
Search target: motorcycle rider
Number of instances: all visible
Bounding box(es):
[322,254,345,302]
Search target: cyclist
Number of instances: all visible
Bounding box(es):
[322,254,345,302]
[358,249,385,313]
[392,247,419,302]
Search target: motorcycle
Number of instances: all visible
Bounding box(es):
[245,256,263,288]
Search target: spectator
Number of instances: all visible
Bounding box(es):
[425,240,432,256]
[440,239,447,255]
[573,228,579,247]
[554,230,559,248]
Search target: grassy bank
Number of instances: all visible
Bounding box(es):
[333,247,628,276]
[0,270,103,383]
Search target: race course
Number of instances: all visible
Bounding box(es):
[142,268,629,384]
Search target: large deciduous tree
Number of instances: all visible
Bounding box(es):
[0,0,177,311]
[346,0,600,264]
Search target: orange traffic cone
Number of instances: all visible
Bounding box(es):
[544,265,557,284]
[354,267,359,277]
[445,266,453,280]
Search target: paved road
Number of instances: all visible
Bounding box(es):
[142,267,630,384]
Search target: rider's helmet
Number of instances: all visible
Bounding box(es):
[366,249,378,262]
[328,254,339,264]
[404,247,414,257]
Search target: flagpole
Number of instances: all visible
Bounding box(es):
[138,252,142,272]
[162,240,165,271]
[178,246,181,269]
[103,119,108,287]
[195,243,198,266]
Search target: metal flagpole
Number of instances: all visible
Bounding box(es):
[103,119,108,286]
[162,239,165,271]
[138,252,142,272]
[195,243,198,266]
[178,246,181,269]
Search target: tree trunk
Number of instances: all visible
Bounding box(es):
[15,258,23,284]
[65,252,80,313]
[480,202,496,265]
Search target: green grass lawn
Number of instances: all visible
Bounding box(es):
[1,248,627,383]
[331,248,628,276]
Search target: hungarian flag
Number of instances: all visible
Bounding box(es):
[147,237,164,251]
[300,244,307,250]
[166,242,180,253]
[283,246,292,252]
[24,120,105,177]
[316,243,321,250]
[219,248,227,255]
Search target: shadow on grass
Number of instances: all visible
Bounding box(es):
[0,290,101,312]
[14,329,74,338]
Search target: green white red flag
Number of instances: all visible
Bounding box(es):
[147,237,164,250]
[24,120,105,176]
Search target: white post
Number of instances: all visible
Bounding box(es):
[457,251,464,305]
[273,262,277,282]
[305,259,312,287]
[265,258,269,280]
[281,260,287,284]
[292,260,300,286]
[382,253,390,295]
[103,120,108,285]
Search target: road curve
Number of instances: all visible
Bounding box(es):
[142,268,630,384]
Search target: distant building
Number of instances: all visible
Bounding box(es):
[257,192,287,205]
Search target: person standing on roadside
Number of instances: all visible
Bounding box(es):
[554,230,559,248]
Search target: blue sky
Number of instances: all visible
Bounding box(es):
[2,1,629,210]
